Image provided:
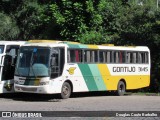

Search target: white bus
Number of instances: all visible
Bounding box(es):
[14,40,150,98]
[0,41,25,93]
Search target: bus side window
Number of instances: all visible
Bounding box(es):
[114,51,119,63]
[51,48,65,79]
[138,52,142,63]
[128,52,137,64]
[91,51,94,63]
[142,52,148,63]
[145,52,149,63]
[67,50,71,63]
[6,45,19,65]
[69,50,76,62]
[138,52,149,64]
[75,50,82,62]
[87,51,91,62]
[120,51,126,63]
[91,50,98,63]
[132,52,138,63]
[75,50,79,62]
[99,51,113,63]
[95,51,98,62]
[84,50,91,63]
[83,50,98,63]
[99,51,105,63]
[126,52,131,63]
[67,49,82,63]
[107,51,111,63]
[111,51,115,63]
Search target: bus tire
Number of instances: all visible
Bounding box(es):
[117,81,126,96]
[60,82,71,99]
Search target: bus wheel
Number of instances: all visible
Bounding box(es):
[61,82,71,99]
[117,81,126,96]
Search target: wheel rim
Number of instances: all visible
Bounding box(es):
[62,85,70,96]
[118,82,125,95]
[120,84,124,92]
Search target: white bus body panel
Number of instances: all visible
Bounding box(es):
[0,41,25,93]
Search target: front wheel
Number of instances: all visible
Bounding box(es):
[117,81,126,96]
[60,82,71,99]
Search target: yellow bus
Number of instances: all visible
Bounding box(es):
[14,40,150,98]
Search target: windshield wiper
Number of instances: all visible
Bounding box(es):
[29,52,37,78]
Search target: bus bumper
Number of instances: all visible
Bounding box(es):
[14,84,61,94]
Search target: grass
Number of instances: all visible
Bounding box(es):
[126,92,160,96]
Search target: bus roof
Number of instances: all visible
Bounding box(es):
[23,40,150,52]
[0,41,26,46]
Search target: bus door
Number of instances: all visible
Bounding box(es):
[1,45,20,93]
[50,47,65,79]
[0,45,4,82]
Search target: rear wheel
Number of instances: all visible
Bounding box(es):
[60,82,71,99]
[117,81,126,96]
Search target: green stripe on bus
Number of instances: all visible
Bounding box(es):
[67,44,80,48]
[68,44,88,49]
[78,64,98,91]
[79,44,88,48]
[88,64,106,90]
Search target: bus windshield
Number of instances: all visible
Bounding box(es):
[15,46,50,77]
[0,45,4,54]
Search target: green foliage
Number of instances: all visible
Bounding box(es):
[15,1,49,40]
[0,13,19,40]
[115,4,160,92]
[50,0,112,43]
[50,1,85,40]
[112,5,156,45]
[0,0,54,40]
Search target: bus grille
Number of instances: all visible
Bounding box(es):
[21,87,37,92]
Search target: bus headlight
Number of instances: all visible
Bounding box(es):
[39,81,49,86]
[14,80,19,84]
[14,80,25,85]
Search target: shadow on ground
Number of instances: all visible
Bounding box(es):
[0,93,61,102]
[0,91,131,102]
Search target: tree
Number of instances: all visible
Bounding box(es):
[0,0,56,40]
[15,0,49,40]
[50,0,117,44]
[0,13,19,40]
[109,2,160,92]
